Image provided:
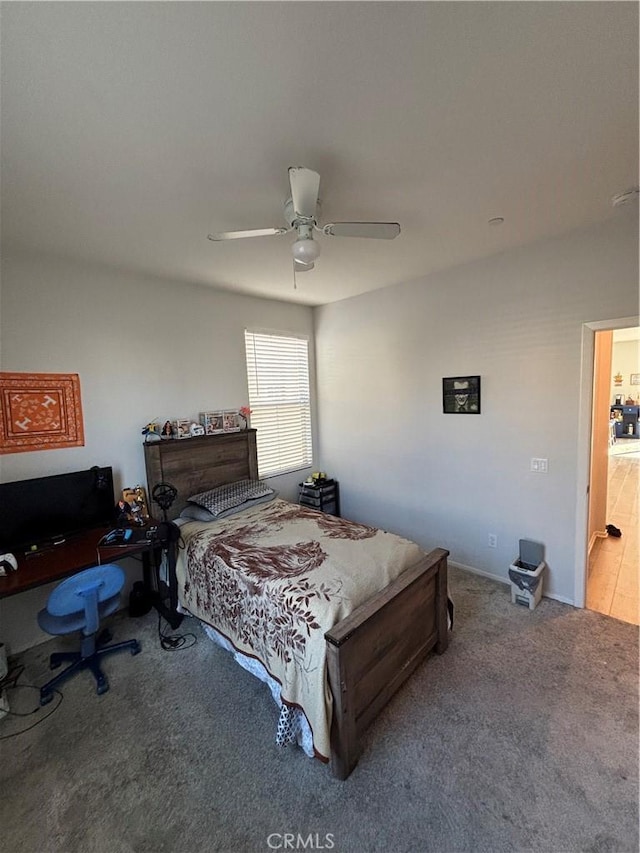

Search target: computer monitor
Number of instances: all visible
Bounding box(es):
[0,466,116,554]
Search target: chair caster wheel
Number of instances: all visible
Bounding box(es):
[40,692,53,706]
[131,642,141,656]
[96,680,109,696]
[50,660,62,671]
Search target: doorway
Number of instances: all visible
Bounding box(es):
[586,326,640,625]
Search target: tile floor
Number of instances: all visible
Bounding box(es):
[587,439,639,625]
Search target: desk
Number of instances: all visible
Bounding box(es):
[0,524,182,628]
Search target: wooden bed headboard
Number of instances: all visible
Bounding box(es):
[143,429,258,518]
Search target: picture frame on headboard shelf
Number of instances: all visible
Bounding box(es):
[200,411,225,435]
[223,410,241,432]
[173,418,192,439]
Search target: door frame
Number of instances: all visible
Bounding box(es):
[574,315,639,607]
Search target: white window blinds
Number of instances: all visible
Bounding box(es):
[244,330,312,477]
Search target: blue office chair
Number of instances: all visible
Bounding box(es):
[37,564,141,705]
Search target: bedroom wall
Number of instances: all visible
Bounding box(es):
[0,251,316,652]
[314,211,639,605]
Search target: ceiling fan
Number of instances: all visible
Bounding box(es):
[207,166,400,272]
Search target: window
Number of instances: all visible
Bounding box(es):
[244,330,312,477]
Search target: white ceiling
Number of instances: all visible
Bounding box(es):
[1,2,638,306]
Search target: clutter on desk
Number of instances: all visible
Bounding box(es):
[117,486,150,526]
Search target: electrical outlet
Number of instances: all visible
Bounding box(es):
[530,458,548,473]
[488,533,498,548]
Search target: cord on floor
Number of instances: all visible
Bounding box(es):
[157,613,197,651]
[0,681,63,739]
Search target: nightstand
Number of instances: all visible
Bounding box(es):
[298,479,340,517]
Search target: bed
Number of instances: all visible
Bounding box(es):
[144,430,450,779]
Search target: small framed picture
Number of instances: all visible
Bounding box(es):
[200,411,225,435]
[173,418,192,439]
[223,410,241,432]
[631,374,640,385]
[443,375,481,414]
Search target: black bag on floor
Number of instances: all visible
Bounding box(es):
[129,581,152,617]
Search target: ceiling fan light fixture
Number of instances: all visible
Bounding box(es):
[207,167,400,271]
[292,237,320,265]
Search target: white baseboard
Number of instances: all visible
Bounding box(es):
[589,531,607,554]
[449,560,576,607]
[450,559,509,585]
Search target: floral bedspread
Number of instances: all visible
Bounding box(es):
[175,498,425,760]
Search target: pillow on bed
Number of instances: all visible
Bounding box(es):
[187,479,276,518]
[180,491,277,522]
[179,504,217,522]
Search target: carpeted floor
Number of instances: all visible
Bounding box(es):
[1,567,638,853]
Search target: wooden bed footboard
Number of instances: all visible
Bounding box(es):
[324,547,449,780]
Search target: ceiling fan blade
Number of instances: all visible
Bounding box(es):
[294,258,314,272]
[288,167,320,220]
[207,227,289,241]
[322,222,401,240]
